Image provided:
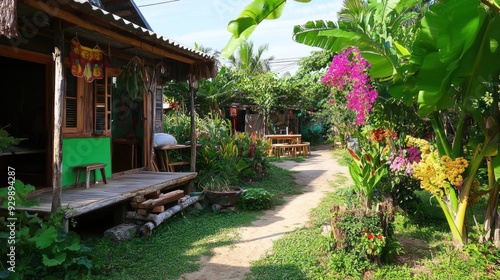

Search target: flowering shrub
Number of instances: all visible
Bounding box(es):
[407,136,470,198]
[360,228,386,257]
[322,47,378,125]
[382,134,423,210]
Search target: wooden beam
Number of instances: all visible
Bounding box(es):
[0,45,52,64]
[23,0,197,64]
[51,19,64,212]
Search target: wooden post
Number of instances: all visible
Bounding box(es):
[51,19,64,212]
[189,75,197,173]
[188,75,198,193]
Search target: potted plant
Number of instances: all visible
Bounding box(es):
[201,177,242,210]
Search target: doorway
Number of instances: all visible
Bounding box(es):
[0,56,48,188]
[110,80,146,173]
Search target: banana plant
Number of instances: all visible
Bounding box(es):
[406,0,500,248]
[292,0,421,79]
[221,0,311,58]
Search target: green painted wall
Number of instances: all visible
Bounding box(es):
[62,137,112,187]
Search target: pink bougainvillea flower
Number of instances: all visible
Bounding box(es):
[322,47,378,125]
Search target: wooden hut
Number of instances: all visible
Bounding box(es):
[0,0,216,228]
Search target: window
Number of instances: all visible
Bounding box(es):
[94,78,111,135]
[63,69,112,136]
[63,69,84,134]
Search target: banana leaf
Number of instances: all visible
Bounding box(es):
[221,0,311,58]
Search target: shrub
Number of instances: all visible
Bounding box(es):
[327,203,400,275]
[239,188,275,211]
[164,112,271,188]
[0,180,94,279]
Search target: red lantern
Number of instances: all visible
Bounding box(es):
[230,106,237,134]
[230,106,237,117]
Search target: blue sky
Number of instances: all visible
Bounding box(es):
[136,0,343,74]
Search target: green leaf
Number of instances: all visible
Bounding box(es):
[493,154,500,182]
[42,253,66,267]
[222,0,300,57]
[34,226,58,249]
[393,41,410,57]
[415,52,454,115]
[67,240,81,251]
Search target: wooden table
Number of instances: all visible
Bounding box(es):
[264,134,302,144]
[154,144,192,172]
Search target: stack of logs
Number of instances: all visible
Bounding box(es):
[126,189,201,235]
[130,189,185,215]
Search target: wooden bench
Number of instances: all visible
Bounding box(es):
[74,163,108,189]
[271,143,310,158]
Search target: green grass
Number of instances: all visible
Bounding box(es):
[81,149,500,280]
[246,175,500,280]
[241,165,302,204]
[81,164,301,280]
[83,209,257,280]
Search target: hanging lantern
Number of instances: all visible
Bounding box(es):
[230,106,238,117]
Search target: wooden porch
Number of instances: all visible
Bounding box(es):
[18,171,196,218]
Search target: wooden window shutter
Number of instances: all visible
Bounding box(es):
[154,87,163,133]
[63,69,83,133]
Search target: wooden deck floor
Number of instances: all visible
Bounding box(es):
[17,171,197,217]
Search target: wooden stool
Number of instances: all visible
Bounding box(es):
[74,163,108,189]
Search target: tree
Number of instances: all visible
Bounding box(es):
[227,41,275,75]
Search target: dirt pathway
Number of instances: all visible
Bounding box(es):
[179,145,350,280]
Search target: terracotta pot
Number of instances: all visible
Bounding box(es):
[204,187,242,207]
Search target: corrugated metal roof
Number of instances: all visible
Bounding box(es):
[99,0,152,30]
[72,0,213,62]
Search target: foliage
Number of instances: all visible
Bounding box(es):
[250,181,499,279]
[347,131,389,211]
[0,181,93,279]
[0,125,23,150]
[288,0,500,248]
[221,0,312,58]
[239,188,275,210]
[195,66,237,116]
[293,0,421,79]
[164,111,271,187]
[199,176,234,192]
[227,41,274,75]
[329,201,399,273]
[163,80,189,106]
[163,109,191,144]
[115,56,148,101]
